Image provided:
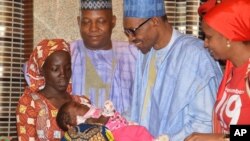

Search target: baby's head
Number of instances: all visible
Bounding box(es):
[56,101,89,131]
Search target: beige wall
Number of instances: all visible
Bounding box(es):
[34,0,127,46]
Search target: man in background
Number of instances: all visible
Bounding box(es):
[71,0,137,118]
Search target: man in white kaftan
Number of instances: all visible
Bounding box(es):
[123,0,222,140]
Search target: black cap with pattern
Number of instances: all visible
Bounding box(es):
[80,0,112,10]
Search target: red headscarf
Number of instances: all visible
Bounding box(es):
[203,0,250,41]
[27,39,70,92]
[198,0,217,16]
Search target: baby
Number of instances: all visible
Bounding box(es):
[56,100,128,132]
[56,100,169,141]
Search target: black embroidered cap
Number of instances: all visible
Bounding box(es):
[80,0,112,10]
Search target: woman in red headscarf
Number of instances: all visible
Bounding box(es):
[185,0,250,140]
[16,39,90,141]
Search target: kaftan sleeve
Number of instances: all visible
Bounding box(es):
[170,77,218,141]
[166,36,222,141]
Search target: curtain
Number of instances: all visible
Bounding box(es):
[0,0,33,139]
[164,0,207,39]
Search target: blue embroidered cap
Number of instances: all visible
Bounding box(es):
[124,0,165,18]
[80,0,112,10]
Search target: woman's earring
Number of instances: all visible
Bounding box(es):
[226,40,231,48]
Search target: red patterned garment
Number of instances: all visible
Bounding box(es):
[16,39,89,140]
[215,59,250,133]
[16,88,88,141]
[26,39,71,92]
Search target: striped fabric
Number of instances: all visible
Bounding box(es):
[124,0,165,18]
[70,40,138,118]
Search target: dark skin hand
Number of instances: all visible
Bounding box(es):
[85,115,110,125]
[184,133,225,141]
